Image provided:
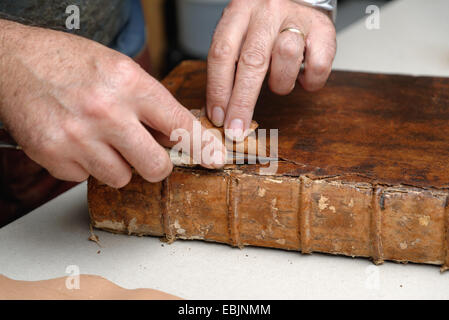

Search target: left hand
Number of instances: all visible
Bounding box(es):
[206,0,337,140]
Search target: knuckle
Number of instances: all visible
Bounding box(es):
[83,102,110,120]
[81,88,113,119]
[311,59,331,77]
[209,38,234,61]
[278,39,300,60]
[111,58,141,88]
[241,46,268,70]
[63,120,84,143]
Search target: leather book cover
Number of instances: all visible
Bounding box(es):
[88,60,449,270]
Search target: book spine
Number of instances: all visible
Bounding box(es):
[88,168,449,270]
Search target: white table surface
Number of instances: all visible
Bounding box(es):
[1,0,449,299]
[333,0,449,77]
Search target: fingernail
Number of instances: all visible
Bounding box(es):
[227,118,244,142]
[212,149,226,168]
[211,107,224,127]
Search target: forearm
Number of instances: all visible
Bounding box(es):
[0,18,30,56]
[0,18,95,124]
[0,17,225,186]
[0,19,68,128]
[0,19,23,125]
[0,19,41,126]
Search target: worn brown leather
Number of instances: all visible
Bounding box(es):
[165,61,449,189]
[89,61,449,270]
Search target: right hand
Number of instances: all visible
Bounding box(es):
[0,20,226,188]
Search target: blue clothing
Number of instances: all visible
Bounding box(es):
[110,0,146,58]
[0,0,146,57]
[0,0,146,129]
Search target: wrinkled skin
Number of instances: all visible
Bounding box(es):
[0,20,227,188]
[207,0,336,140]
[0,0,335,187]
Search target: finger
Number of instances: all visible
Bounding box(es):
[26,140,90,183]
[108,120,173,183]
[147,124,226,170]
[298,15,336,92]
[207,5,250,127]
[269,25,305,95]
[46,161,89,183]
[137,80,196,138]
[78,141,132,188]
[136,79,227,168]
[224,11,280,141]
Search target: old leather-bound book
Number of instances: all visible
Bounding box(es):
[88,60,449,269]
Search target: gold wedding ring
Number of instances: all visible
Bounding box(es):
[280,27,306,41]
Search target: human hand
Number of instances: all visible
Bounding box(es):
[0,20,225,188]
[206,0,336,140]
